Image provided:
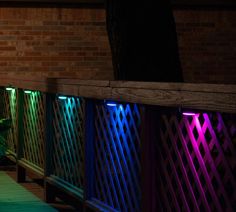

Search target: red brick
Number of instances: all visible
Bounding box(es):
[0,7,235,83]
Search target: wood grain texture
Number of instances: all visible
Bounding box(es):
[18,159,44,178]
[78,86,111,99]
[0,171,56,212]
[0,0,104,4]
[111,88,236,113]
[110,81,236,94]
[0,77,236,113]
[0,0,234,6]
[4,170,77,211]
[111,88,182,106]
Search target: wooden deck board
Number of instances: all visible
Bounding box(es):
[0,171,56,212]
[2,170,77,211]
[0,76,235,113]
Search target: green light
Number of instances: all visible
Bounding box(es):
[5,87,14,91]
[24,90,32,94]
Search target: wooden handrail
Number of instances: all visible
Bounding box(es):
[0,0,104,4]
[1,0,235,7]
[0,76,236,114]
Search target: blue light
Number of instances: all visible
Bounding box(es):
[106,103,117,107]
[58,96,67,100]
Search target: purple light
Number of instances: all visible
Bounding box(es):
[182,112,197,116]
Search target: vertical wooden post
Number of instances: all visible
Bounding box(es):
[44,93,55,203]
[17,88,25,183]
[84,99,95,211]
[141,105,159,212]
[0,88,3,116]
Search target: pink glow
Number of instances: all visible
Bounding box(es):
[182,112,197,116]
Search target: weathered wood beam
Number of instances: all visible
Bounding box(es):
[0,0,235,7]
[0,0,103,3]
[0,0,104,8]
[0,77,235,113]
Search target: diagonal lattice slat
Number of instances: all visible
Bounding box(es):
[52,97,85,191]
[2,88,18,154]
[23,91,45,170]
[156,112,236,211]
[94,103,141,212]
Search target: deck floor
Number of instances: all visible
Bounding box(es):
[0,167,77,211]
[0,171,56,211]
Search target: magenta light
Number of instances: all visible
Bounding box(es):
[182,112,197,116]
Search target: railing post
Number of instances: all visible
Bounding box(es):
[44,93,55,203]
[84,99,95,211]
[0,88,3,116]
[141,105,159,212]
[17,88,25,183]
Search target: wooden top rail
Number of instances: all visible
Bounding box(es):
[1,0,235,7]
[0,0,104,4]
[0,76,236,114]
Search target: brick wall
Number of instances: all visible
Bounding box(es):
[0,7,113,80]
[175,9,236,84]
[0,6,235,83]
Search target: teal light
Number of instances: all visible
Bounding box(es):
[24,90,32,94]
[5,87,15,91]
[58,96,67,100]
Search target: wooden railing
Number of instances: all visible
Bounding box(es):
[1,76,236,113]
[0,76,236,211]
[2,0,235,7]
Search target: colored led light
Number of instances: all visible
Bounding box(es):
[106,103,117,107]
[182,112,197,116]
[24,90,32,94]
[5,87,14,91]
[58,96,67,100]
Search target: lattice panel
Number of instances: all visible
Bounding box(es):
[23,91,45,169]
[94,103,141,212]
[2,88,18,154]
[156,112,236,211]
[52,97,85,190]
